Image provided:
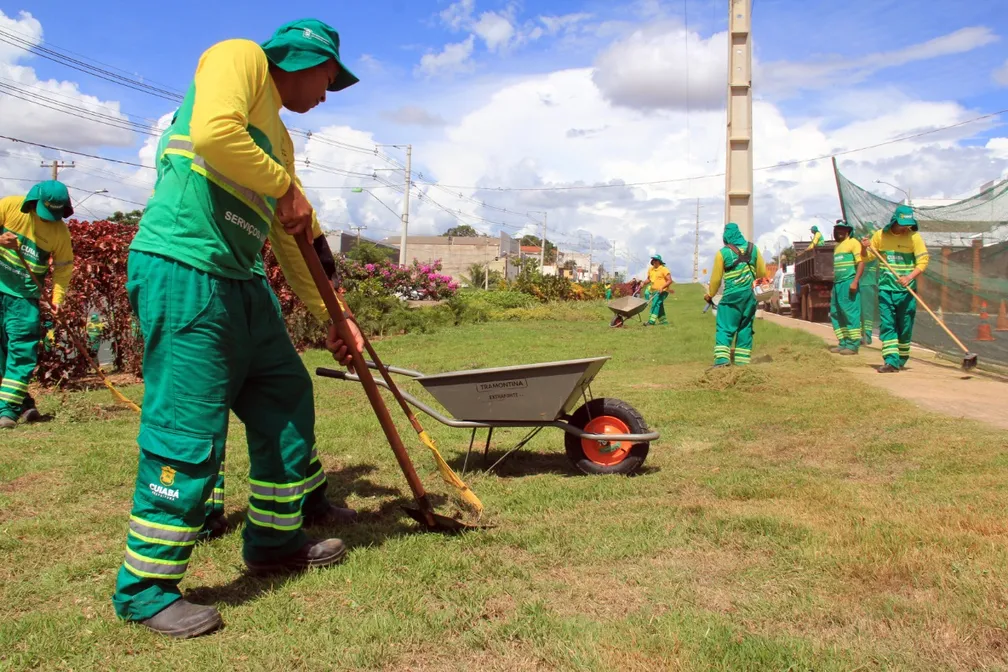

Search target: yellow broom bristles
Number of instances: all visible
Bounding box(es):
[418,430,483,515]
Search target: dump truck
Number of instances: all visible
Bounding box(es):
[793,240,837,322]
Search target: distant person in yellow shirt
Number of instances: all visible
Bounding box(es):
[0,181,75,428]
[808,225,825,250]
[861,205,929,373]
[828,220,864,355]
[643,254,672,326]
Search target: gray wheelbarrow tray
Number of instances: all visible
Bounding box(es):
[316,356,659,474]
[607,296,649,327]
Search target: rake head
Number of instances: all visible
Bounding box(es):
[403,507,489,534]
[962,352,979,371]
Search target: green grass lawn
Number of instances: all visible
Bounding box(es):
[2,284,1007,671]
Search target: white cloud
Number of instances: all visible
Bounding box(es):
[592,21,727,111]
[439,0,475,31]
[380,105,448,127]
[416,35,476,77]
[758,26,999,97]
[473,11,516,53]
[0,10,136,149]
[994,59,1008,86]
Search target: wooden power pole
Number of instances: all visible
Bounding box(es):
[42,159,74,179]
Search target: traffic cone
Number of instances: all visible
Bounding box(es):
[996,300,1008,332]
[977,302,996,342]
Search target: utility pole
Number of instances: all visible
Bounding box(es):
[350,224,367,246]
[693,198,700,284]
[399,144,412,266]
[42,159,74,179]
[611,239,617,281]
[724,0,754,241]
[539,212,547,272]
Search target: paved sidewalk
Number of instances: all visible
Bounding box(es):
[761,311,1008,431]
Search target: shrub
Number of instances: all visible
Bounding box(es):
[36,219,142,386]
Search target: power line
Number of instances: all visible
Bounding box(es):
[0,135,154,169]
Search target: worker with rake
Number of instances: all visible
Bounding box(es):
[0,180,75,428]
[705,222,766,367]
[643,254,673,326]
[112,19,365,639]
[861,205,929,373]
[829,220,864,355]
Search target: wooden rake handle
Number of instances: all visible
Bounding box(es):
[293,230,435,524]
[866,245,971,355]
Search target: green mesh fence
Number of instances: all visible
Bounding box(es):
[833,160,1008,371]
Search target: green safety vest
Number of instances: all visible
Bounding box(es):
[130,83,282,280]
[720,244,757,297]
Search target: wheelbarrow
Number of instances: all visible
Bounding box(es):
[607,295,650,328]
[317,356,659,476]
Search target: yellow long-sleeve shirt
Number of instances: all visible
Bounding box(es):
[189,39,292,200]
[708,245,766,297]
[0,195,74,305]
[869,228,929,292]
[265,177,328,322]
[807,231,824,250]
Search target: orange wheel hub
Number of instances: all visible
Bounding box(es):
[581,415,631,465]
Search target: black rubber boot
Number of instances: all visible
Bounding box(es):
[303,502,358,527]
[20,407,41,423]
[0,416,16,429]
[197,512,231,543]
[245,538,347,576]
[829,346,843,353]
[139,599,223,639]
[839,349,857,356]
[877,364,900,373]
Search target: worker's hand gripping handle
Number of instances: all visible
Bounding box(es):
[294,231,435,523]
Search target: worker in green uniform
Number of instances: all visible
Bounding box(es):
[705,222,766,367]
[604,283,612,301]
[807,225,825,250]
[112,19,365,639]
[859,221,879,345]
[643,254,672,326]
[200,206,356,541]
[828,220,864,355]
[862,205,929,373]
[0,181,75,428]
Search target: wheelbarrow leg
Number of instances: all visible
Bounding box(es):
[463,428,477,477]
[486,427,544,473]
[482,427,494,467]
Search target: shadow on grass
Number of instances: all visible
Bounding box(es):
[186,464,445,609]
[448,446,660,479]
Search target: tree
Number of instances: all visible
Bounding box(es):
[463,262,502,289]
[443,225,481,237]
[774,245,796,266]
[519,235,558,264]
[108,209,143,226]
[347,241,395,264]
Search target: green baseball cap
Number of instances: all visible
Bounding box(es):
[21,180,73,221]
[833,219,853,232]
[651,254,663,264]
[811,225,819,233]
[890,204,918,231]
[261,19,359,92]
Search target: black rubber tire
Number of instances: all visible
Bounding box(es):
[564,398,650,475]
[609,315,625,328]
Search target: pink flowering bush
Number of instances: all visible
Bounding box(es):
[334,257,459,301]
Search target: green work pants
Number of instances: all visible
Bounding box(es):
[713,290,756,365]
[113,251,316,622]
[830,278,862,352]
[199,277,331,534]
[200,445,330,533]
[860,282,878,345]
[0,292,40,420]
[878,288,916,368]
[647,291,668,325]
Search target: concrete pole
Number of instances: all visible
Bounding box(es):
[724,0,754,241]
[399,145,412,266]
[539,212,547,271]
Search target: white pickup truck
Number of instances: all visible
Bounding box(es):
[766,270,795,315]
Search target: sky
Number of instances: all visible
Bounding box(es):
[0,0,1006,281]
